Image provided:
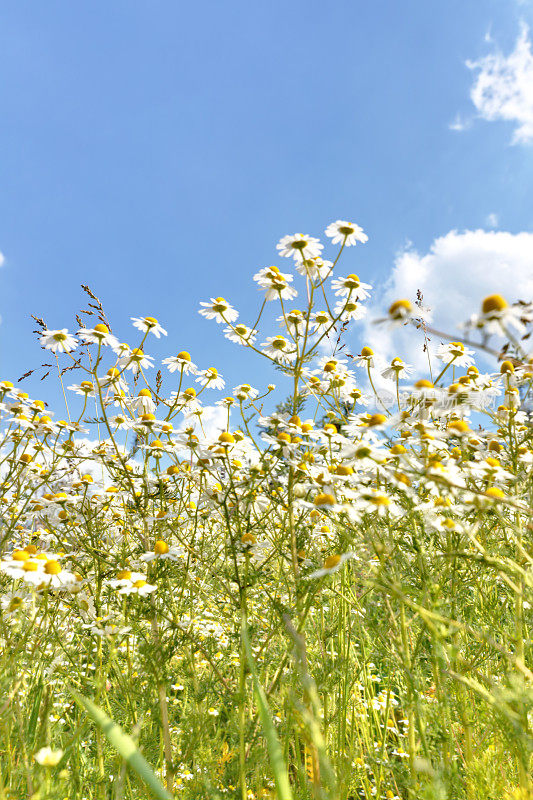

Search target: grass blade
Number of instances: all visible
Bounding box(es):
[68,688,172,800]
[242,620,293,800]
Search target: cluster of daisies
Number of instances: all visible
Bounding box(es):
[0,219,532,799]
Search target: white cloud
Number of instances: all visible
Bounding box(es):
[361,229,533,373]
[467,23,533,144]
[485,212,499,228]
[0,251,4,267]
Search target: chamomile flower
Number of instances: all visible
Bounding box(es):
[381,358,414,381]
[331,274,372,300]
[334,299,367,321]
[223,323,258,345]
[129,389,155,415]
[40,329,78,353]
[196,368,225,389]
[261,336,297,363]
[307,552,357,579]
[312,311,333,334]
[108,414,135,430]
[199,298,239,324]
[233,383,259,401]
[107,570,147,588]
[465,294,532,335]
[378,299,428,327]
[1,590,28,616]
[436,341,475,367]
[276,233,323,262]
[131,316,168,337]
[325,220,368,246]
[296,257,333,280]
[34,747,64,767]
[118,578,157,596]
[162,351,198,374]
[78,324,119,348]
[253,266,298,301]
[35,559,77,588]
[118,348,155,373]
[140,540,185,562]
[277,309,307,336]
[68,381,97,397]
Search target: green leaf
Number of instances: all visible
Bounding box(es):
[68,688,172,800]
[242,620,293,800]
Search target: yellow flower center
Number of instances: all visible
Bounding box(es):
[447,419,470,434]
[324,554,341,569]
[154,540,169,554]
[314,493,335,506]
[388,299,413,317]
[484,487,505,500]
[44,560,61,575]
[368,414,387,427]
[481,294,508,314]
[12,550,30,562]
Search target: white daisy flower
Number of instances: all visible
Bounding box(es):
[277,309,306,336]
[131,316,168,337]
[311,311,333,334]
[140,541,185,562]
[198,298,239,324]
[40,329,78,353]
[379,299,428,328]
[107,570,147,588]
[296,257,333,280]
[334,299,367,321]
[162,351,198,374]
[223,323,258,345]
[196,367,225,389]
[77,324,119,348]
[464,295,532,336]
[435,342,475,367]
[253,266,298,301]
[307,552,357,579]
[34,560,77,588]
[129,389,155,415]
[381,358,414,381]
[34,747,64,766]
[325,220,368,246]
[261,335,297,363]
[232,383,259,401]
[108,414,135,430]
[118,348,154,373]
[276,233,323,262]
[331,274,372,300]
[118,578,157,596]
[67,381,97,397]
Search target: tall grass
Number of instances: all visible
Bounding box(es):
[0,222,532,799]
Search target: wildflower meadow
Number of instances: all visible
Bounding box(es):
[1,221,532,800]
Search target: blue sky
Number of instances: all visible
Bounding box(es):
[1,0,533,410]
